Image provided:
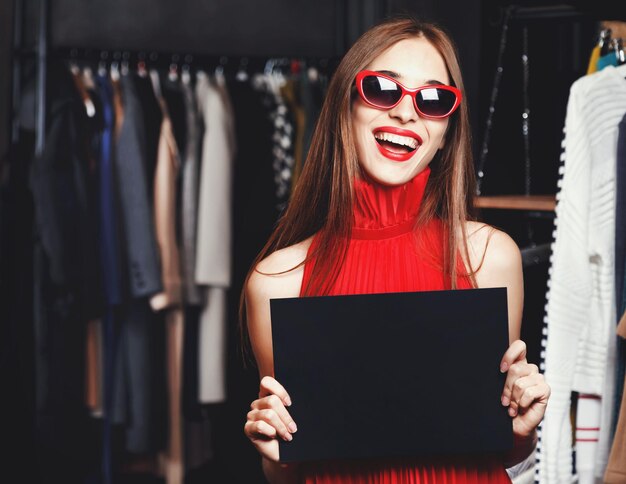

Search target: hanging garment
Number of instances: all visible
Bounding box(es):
[182,306,212,470]
[105,72,168,455]
[30,64,103,315]
[613,112,626,432]
[114,74,162,299]
[296,67,322,184]
[133,73,162,204]
[253,72,295,213]
[180,74,203,306]
[194,72,234,289]
[85,318,103,415]
[149,80,183,311]
[180,72,212,471]
[161,74,187,160]
[29,61,103,479]
[299,167,511,484]
[95,73,126,484]
[539,64,626,483]
[111,76,124,138]
[194,73,235,404]
[111,298,167,454]
[605,317,626,482]
[149,70,185,484]
[587,45,601,75]
[604,113,626,483]
[575,394,602,484]
[597,52,619,71]
[95,73,123,305]
[280,78,305,190]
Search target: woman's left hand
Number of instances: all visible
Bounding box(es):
[500,340,551,438]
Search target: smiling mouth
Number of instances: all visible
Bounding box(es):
[373,129,421,161]
[374,132,418,154]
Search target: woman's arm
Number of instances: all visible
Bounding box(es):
[244,240,311,484]
[468,223,550,467]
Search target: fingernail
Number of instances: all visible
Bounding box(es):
[501,396,509,406]
[288,422,298,433]
[509,407,516,417]
[284,432,293,441]
[284,396,292,407]
[500,362,508,373]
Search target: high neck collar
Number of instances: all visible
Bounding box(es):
[351,167,430,240]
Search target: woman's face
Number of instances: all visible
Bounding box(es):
[352,37,452,186]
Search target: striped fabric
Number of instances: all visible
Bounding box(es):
[539,64,626,483]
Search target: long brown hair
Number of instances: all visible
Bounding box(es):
[240,16,477,355]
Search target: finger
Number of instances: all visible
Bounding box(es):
[517,379,550,411]
[259,376,292,406]
[501,360,539,406]
[500,340,527,373]
[501,361,528,406]
[250,394,298,433]
[248,408,293,441]
[245,419,277,440]
[510,373,549,417]
[507,373,542,416]
[259,394,298,434]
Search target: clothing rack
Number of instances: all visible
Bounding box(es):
[51,47,339,78]
[10,0,349,166]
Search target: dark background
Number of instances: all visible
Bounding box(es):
[1,1,624,483]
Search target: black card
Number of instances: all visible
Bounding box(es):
[270,287,513,463]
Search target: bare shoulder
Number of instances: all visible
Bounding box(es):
[246,236,314,302]
[245,237,314,376]
[464,221,522,287]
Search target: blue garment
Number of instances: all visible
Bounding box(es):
[614,113,626,437]
[96,75,123,305]
[597,52,619,71]
[96,74,122,484]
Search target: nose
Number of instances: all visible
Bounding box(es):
[388,93,418,124]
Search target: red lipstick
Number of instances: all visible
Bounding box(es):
[373,126,422,162]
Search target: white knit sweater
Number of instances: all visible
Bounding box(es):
[539,64,626,483]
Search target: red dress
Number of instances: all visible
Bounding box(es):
[298,167,511,483]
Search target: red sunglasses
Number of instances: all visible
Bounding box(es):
[355,70,462,119]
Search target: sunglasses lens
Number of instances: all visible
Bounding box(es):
[361,75,402,107]
[416,87,457,117]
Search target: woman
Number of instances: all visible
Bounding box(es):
[242,17,551,484]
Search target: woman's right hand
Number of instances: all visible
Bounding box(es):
[244,376,298,462]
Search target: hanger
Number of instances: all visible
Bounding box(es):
[68,60,96,118]
[599,28,612,56]
[168,53,180,82]
[110,51,121,82]
[181,54,193,85]
[236,57,249,82]
[120,51,130,76]
[613,38,625,65]
[214,55,228,77]
[98,50,109,77]
[263,57,276,76]
[137,52,148,77]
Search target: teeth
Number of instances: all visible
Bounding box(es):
[374,131,419,149]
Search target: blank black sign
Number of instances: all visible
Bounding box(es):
[271,287,513,463]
